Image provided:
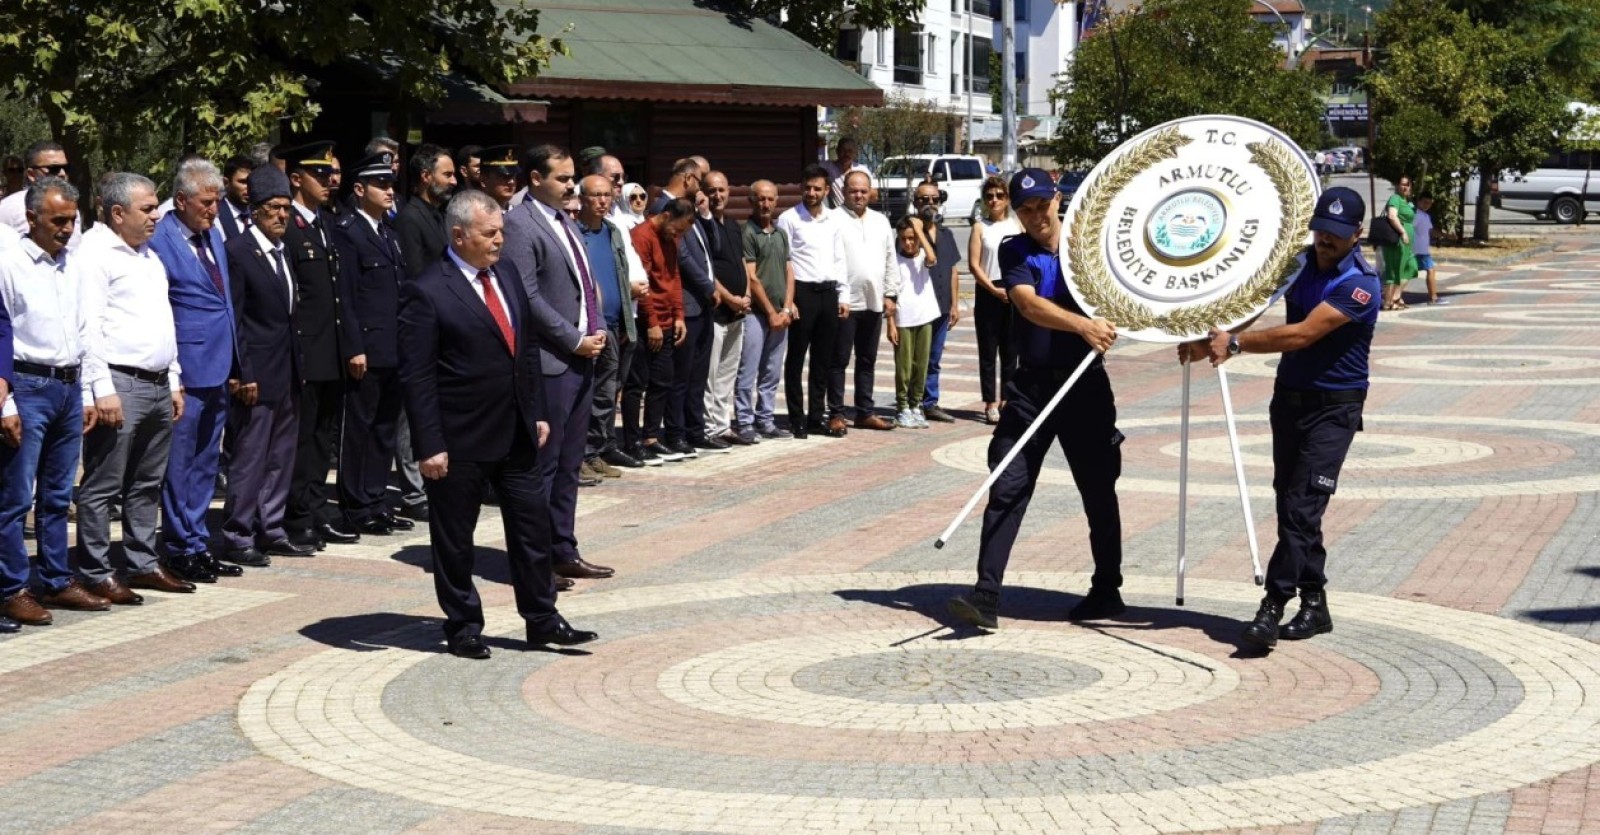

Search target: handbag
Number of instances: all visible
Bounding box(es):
[1368,214,1400,247]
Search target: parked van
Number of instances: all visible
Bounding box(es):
[1482,149,1600,224]
[875,154,987,221]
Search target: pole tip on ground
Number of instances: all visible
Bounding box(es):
[1176,597,1185,606]
[934,538,946,550]
[1254,575,1264,586]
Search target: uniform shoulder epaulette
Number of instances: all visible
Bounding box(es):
[333,214,356,230]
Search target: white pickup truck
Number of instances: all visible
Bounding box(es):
[875,154,988,221]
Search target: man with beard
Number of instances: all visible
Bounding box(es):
[775,165,848,438]
[396,144,456,278]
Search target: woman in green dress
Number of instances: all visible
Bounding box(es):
[1380,176,1417,310]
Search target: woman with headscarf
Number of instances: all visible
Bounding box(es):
[614,182,648,232]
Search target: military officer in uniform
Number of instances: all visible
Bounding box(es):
[276,141,361,551]
[1181,186,1381,651]
[478,145,521,212]
[946,169,1125,630]
[330,151,413,536]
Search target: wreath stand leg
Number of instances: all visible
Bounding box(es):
[1217,366,1266,585]
[935,351,1102,549]
[1176,361,1191,605]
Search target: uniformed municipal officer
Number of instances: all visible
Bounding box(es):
[947,169,1124,630]
[1181,186,1380,651]
[277,141,362,551]
[329,151,414,536]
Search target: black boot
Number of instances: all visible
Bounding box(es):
[1068,586,1127,622]
[948,588,1000,630]
[1241,597,1285,649]
[1281,589,1333,640]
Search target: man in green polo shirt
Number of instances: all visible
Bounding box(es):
[734,180,794,443]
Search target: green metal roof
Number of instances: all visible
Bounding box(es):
[503,0,883,106]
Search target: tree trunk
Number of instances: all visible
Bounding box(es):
[37,66,95,232]
[1473,160,1494,242]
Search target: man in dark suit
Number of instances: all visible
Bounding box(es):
[220,165,309,565]
[215,155,255,241]
[277,141,360,551]
[151,160,240,583]
[399,188,597,659]
[330,151,413,536]
[501,144,615,582]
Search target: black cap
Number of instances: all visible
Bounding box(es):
[275,141,336,175]
[1309,186,1364,237]
[352,151,395,182]
[479,144,520,177]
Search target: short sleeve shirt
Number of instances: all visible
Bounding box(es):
[1276,247,1381,391]
[1411,210,1432,256]
[998,234,1093,370]
[743,222,790,308]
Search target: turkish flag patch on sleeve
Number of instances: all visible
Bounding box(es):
[1352,287,1372,305]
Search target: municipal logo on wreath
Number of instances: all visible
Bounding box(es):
[1060,114,1321,343]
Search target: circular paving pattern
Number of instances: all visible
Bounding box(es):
[240,572,1600,833]
[1384,302,1600,329]
[934,414,1600,499]
[1218,346,1600,387]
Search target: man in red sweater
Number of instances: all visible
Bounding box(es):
[624,198,694,462]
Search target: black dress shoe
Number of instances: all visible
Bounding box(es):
[553,558,615,579]
[222,547,271,568]
[198,552,244,578]
[668,439,699,459]
[263,537,316,557]
[601,448,645,468]
[790,423,810,440]
[642,441,683,462]
[1281,590,1333,640]
[399,503,430,522]
[448,635,492,659]
[381,513,416,531]
[526,617,598,647]
[1068,587,1127,622]
[1241,597,1285,650]
[948,588,999,630]
[690,435,732,453]
[314,522,361,544]
[288,530,326,552]
[355,517,395,535]
[555,576,575,591]
[166,552,219,583]
[0,614,19,633]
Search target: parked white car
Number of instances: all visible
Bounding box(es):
[875,154,987,221]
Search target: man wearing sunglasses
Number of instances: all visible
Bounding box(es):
[0,141,82,251]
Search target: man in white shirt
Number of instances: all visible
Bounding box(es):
[75,173,194,601]
[828,170,899,435]
[0,141,83,251]
[819,137,876,210]
[0,178,103,626]
[775,164,850,438]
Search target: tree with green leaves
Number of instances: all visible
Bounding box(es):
[741,0,928,51]
[837,94,955,164]
[1368,0,1600,240]
[1052,0,1328,167]
[0,0,562,204]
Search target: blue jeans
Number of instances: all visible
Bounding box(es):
[735,313,787,432]
[922,313,950,409]
[0,373,84,596]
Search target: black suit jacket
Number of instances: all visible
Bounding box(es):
[330,211,408,369]
[398,256,543,463]
[395,198,449,280]
[225,233,301,405]
[284,208,344,382]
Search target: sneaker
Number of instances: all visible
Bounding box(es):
[895,409,919,429]
[911,407,930,428]
[669,439,699,459]
[922,404,956,423]
[1429,297,1450,305]
[602,448,646,469]
[691,435,732,454]
[623,444,663,467]
[758,425,792,440]
[586,456,622,478]
[947,588,999,630]
[983,407,1000,425]
[642,440,684,462]
[1067,587,1127,621]
[724,429,758,446]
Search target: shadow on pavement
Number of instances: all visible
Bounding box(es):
[391,543,516,585]
[1521,606,1600,625]
[299,612,442,652]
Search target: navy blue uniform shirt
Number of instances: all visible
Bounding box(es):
[998,233,1093,370]
[1276,246,1381,391]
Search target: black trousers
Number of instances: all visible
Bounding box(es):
[285,378,343,534]
[424,425,557,644]
[1263,393,1362,603]
[625,317,678,446]
[672,313,714,441]
[339,367,402,524]
[973,291,1017,404]
[828,309,883,419]
[975,364,1123,597]
[785,282,841,427]
[587,327,634,457]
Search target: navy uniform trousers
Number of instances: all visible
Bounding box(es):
[1263,389,1363,603]
[975,363,1123,597]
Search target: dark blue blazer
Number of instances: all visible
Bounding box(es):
[398,256,543,462]
[329,211,408,369]
[225,233,301,405]
[502,198,590,376]
[149,213,236,389]
[676,218,717,318]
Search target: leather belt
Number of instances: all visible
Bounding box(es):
[13,361,81,383]
[109,364,170,386]
[1274,387,1366,408]
[796,281,839,291]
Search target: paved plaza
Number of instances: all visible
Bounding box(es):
[3,235,1600,834]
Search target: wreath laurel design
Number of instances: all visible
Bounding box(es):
[1067,127,1316,336]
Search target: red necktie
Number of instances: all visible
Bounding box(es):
[478,270,515,354]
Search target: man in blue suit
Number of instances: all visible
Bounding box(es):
[151,160,241,583]
[399,188,597,659]
[502,144,615,582]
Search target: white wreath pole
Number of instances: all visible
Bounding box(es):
[1176,360,1192,605]
[1216,365,1265,585]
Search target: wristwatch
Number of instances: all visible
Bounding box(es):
[1227,334,1242,356]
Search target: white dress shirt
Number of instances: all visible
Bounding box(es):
[775,202,847,286]
[0,236,86,416]
[445,248,513,324]
[529,197,593,342]
[75,224,181,401]
[820,160,877,209]
[248,225,295,313]
[0,189,84,251]
[838,207,898,313]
